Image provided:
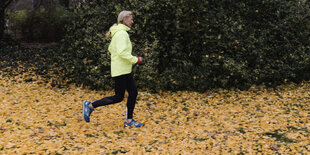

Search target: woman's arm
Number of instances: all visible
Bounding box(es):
[115,31,138,64]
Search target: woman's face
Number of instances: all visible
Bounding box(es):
[123,15,134,28]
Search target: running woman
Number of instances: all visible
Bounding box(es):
[83,10,144,128]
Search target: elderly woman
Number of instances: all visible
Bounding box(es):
[83,11,144,128]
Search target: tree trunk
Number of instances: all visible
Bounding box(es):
[0,0,13,40]
[0,8,4,40]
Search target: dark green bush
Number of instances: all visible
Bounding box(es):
[9,7,72,42]
[59,0,310,91]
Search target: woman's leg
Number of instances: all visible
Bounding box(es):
[91,75,127,108]
[123,74,144,127]
[125,74,138,119]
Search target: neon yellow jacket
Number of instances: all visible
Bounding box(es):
[108,24,138,77]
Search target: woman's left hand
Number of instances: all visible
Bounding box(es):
[137,57,143,64]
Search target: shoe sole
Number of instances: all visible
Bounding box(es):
[82,101,90,123]
[124,123,145,128]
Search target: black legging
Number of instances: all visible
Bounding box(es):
[92,73,137,119]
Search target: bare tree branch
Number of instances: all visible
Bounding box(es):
[3,0,14,9]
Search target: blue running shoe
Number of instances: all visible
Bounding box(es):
[83,100,94,123]
[124,119,145,128]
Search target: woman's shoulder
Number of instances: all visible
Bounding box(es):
[116,30,128,35]
[114,30,129,38]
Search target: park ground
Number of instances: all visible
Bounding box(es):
[0,48,309,154]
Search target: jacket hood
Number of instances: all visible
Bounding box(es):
[110,24,130,37]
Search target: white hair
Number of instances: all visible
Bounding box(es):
[106,11,133,38]
[117,10,133,24]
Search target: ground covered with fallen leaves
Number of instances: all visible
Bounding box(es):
[0,44,309,154]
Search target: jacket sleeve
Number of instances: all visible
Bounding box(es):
[115,31,138,64]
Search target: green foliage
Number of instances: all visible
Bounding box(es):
[60,0,310,91]
[59,3,113,89]
[8,7,72,42]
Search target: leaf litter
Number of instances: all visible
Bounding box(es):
[0,56,309,154]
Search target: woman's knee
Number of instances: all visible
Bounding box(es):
[113,95,124,103]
